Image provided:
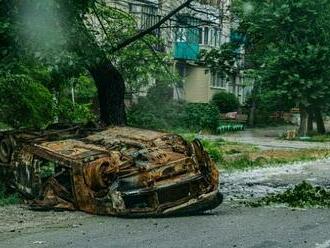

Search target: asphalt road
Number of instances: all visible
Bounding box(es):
[2,127,330,248]
[1,205,330,248]
[2,158,330,248]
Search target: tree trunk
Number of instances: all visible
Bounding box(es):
[315,108,326,134]
[248,100,256,127]
[298,108,309,137]
[307,110,314,134]
[89,60,126,126]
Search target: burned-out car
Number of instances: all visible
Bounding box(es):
[0,126,222,216]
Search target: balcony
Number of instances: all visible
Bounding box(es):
[174,42,200,61]
[173,16,200,61]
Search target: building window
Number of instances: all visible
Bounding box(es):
[199,27,220,46]
[211,72,226,88]
[128,3,159,30]
[199,28,203,44]
[204,27,209,45]
[213,28,221,47]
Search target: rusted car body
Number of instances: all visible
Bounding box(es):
[0,126,222,216]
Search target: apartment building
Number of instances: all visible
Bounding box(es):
[107,0,248,103]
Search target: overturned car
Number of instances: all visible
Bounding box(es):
[0,126,222,216]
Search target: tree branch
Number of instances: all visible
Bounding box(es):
[110,0,195,53]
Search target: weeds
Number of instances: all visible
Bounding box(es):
[0,183,20,206]
[300,134,330,143]
[248,181,330,208]
[200,139,223,163]
[188,137,330,170]
[177,132,330,170]
[0,122,11,130]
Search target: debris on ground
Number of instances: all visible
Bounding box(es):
[247,181,330,208]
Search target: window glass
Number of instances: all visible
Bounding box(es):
[204,27,209,45]
[211,72,226,88]
[199,28,203,44]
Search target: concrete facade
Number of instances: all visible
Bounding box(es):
[106,0,249,104]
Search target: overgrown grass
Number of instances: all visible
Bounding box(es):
[0,122,11,130]
[298,134,330,142]
[248,181,330,208]
[179,133,330,170]
[221,148,330,170]
[0,183,20,207]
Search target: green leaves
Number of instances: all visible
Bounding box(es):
[201,42,241,78]
[250,181,330,208]
[0,73,54,128]
[235,0,330,112]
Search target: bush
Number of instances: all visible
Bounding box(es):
[128,82,220,132]
[181,103,219,131]
[0,183,20,206]
[128,100,220,132]
[57,99,96,124]
[0,73,54,128]
[212,91,240,113]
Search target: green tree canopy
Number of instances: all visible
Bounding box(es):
[234,0,330,135]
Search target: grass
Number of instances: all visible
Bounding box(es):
[298,134,330,142]
[179,132,330,170]
[0,122,11,130]
[247,181,330,208]
[0,183,20,207]
[221,147,330,171]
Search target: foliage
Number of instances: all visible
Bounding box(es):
[201,43,241,80]
[212,91,240,113]
[0,183,20,207]
[190,138,330,170]
[57,100,96,124]
[233,0,330,134]
[128,81,220,132]
[181,103,219,131]
[249,181,330,208]
[55,74,97,123]
[0,0,172,127]
[251,90,294,126]
[128,97,183,130]
[0,73,54,128]
[128,98,220,133]
[200,139,223,163]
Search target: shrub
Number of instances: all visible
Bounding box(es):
[127,97,185,130]
[212,91,240,113]
[0,73,54,128]
[57,99,96,124]
[181,103,219,131]
[128,82,220,132]
[128,99,219,132]
[0,183,20,206]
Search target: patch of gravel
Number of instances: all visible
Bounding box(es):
[220,158,330,203]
